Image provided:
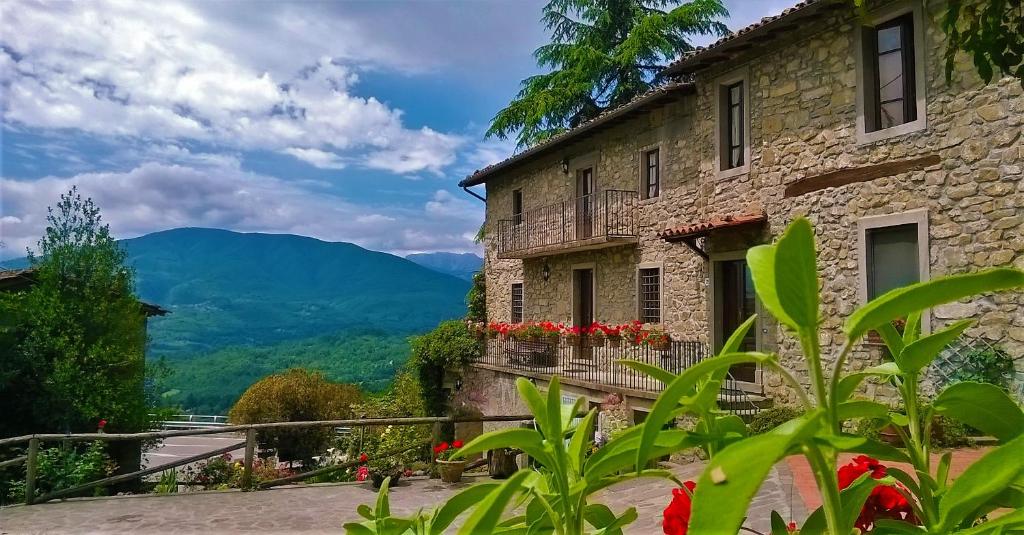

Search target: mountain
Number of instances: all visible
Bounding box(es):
[405,252,482,280]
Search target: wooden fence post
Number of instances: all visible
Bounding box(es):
[242,428,256,489]
[430,421,442,478]
[25,437,39,505]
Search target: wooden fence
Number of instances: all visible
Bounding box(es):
[0,414,540,506]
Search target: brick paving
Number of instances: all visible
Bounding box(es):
[0,462,807,534]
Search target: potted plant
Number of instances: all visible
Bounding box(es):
[603,324,623,348]
[641,325,671,351]
[520,323,545,343]
[587,323,606,348]
[434,440,466,483]
[622,320,644,346]
[364,427,404,489]
[561,325,583,347]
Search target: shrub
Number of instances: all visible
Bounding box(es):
[946,343,1014,390]
[228,369,363,463]
[5,441,116,502]
[747,405,804,435]
[407,321,479,421]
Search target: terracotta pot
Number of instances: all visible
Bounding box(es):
[437,460,467,483]
[879,425,903,446]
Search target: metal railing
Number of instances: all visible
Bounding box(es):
[475,336,763,418]
[157,414,229,430]
[497,190,638,255]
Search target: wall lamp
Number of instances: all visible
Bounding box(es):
[542,262,551,281]
[561,158,570,174]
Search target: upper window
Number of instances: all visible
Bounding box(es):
[865,223,919,300]
[511,282,524,323]
[638,267,661,324]
[512,189,523,225]
[723,82,745,170]
[642,148,660,199]
[864,13,917,132]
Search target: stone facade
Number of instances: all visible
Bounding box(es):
[478,0,1023,407]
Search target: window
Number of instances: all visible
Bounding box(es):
[510,283,523,323]
[864,13,916,132]
[722,81,744,170]
[512,189,523,225]
[642,148,660,199]
[638,267,661,324]
[865,223,919,299]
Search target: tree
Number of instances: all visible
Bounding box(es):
[941,0,1023,85]
[487,0,728,148]
[466,270,486,322]
[0,188,151,437]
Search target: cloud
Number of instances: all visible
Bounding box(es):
[0,162,482,259]
[0,1,463,175]
[282,147,347,170]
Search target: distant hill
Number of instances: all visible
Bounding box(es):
[405,252,482,280]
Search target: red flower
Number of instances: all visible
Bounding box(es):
[356,465,369,482]
[452,440,464,449]
[787,521,798,533]
[836,455,918,531]
[97,419,107,429]
[359,453,368,463]
[663,480,696,535]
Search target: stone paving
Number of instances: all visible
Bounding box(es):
[0,461,807,534]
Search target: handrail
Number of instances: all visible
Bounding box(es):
[496,190,638,255]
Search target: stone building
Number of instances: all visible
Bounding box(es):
[457,0,1023,417]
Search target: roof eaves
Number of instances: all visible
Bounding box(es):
[459,82,694,188]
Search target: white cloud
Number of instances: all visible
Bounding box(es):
[0,1,463,175]
[283,147,347,170]
[0,163,482,259]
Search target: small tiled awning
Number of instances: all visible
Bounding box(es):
[660,212,767,259]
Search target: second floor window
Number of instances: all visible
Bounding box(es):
[721,81,745,170]
[638,267,661,324]
[511,283,524,323]
[865,13,917,132]
[866,223,919,300]
[643,148,660,199]
[512,189,523,225]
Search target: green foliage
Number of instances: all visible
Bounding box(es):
[0,188,155,436]
[229,369,363,463]
[163,330,408,414]
[355,371,433,467]
[154,469,178,494]
[942,0,1024,86]
[408,321,479,419]
[181,453,236,491]
[466,271,486,323]
[945,342,1015,390]
[487,0,728,148]
[5,441,116,502]
[747,405,805,435]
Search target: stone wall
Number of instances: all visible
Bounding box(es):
[480,0,1023,406]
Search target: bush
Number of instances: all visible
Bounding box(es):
[408,320,479,420]
[353,371,432,466]
[5,441,116,502]
[747,406,804,435]
[946,343,1014,390]
[229,369,363,463]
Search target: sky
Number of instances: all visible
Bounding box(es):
[0,0,794,260]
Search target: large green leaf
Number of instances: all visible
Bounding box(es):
[585,504,637,535]
[835,362,900,402]
[568,408,597,474]
[516,378,551,439]
[897,319,972,373]
[618,360,676,385]
[455,428,552,467]
[839,473,893,534]
[688,412,821,534]
[458,470,536,535]
[773,217,820,330]
[747,244,797,331]
[429,483,500,535]
[844,268,1024,341]
[635,352,774,472]
[837,400,891,421]
[933,382,1024,442]
[937,433,1024,532]
[953,508,1024,535]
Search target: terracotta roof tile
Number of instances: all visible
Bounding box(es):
[659,211,767,241]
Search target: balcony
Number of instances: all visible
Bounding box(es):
[474,337,766,415]
[496,190,638,259]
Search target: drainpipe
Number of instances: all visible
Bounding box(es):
[462,186,486,203]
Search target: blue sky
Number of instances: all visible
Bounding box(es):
[0,0,793,259]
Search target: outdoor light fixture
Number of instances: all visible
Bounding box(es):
[542,262,551,281]
[561,158,570,174]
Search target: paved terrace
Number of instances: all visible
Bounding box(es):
[0,461,805,534]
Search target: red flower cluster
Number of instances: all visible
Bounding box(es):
[356,465,369,482]
[97,419,107,430]
[837,455,918,531]
[359,452,368,463]
[433,440,464,461]
[663,480,696,535]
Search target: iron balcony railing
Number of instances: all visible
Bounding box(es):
[497,190,638,256]
[475,336,762,418]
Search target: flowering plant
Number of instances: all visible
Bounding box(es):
[637,324,671,348]
[433,440,463,462]
[599,323,623,340]
[621,320,644,344]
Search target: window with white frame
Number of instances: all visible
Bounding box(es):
[715,69,749,176]
[638,267,661,324]
[511,282,524,323]
[857,210,931,329]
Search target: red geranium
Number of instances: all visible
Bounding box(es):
[837,455,918,531]
[663,480,696,535]
[97,419,107,430]
[356,465,369,482]
[359,452,368,463]
[452,440,464,448]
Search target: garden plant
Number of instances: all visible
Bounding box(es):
[347,218,1024,534]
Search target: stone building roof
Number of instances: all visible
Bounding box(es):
[664,0,843,76]
[458,82,694,187]
[0,267,168,316]
[659,211,767,242]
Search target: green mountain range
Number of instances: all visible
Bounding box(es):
[4,228,473,412]
[405,252,482,280]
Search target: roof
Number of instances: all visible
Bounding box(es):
[0,268,169,317]
[659,211,767,242]
[664,0,843,76]
[459,82,694,187]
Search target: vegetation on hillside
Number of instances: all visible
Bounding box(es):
[161,330,410,414]
[487,0,728,148]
